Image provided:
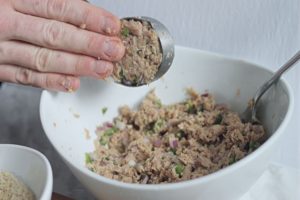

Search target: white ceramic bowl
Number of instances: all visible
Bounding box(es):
[0,144,53,200]
[40,46,293,200]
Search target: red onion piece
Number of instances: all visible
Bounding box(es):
[153,139,162,147]
[104,122,114,128]
[169,139,178,148]
[97,126,107,132]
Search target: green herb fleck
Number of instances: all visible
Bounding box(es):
[144,130,153,135]
[185,100,197,114]
[154,99,162,108]
[229,155,236,165]
[199,104,204,112]
[249,141,259,151]
[145,119,165,133]
[174,164,185,176]
[105,156,110,161]
[99,127,119,145]
[121,27,130,37]
[144,121,155,132]
[175,130,185,140]
[153,119,165,132]
[119,68,124,79]
[214,114,223,124]
[99,137,108,145]
[102,107,108,115]
[103,127,119,137]
[170,148,177,155]
[88,167,95,172]
[85,153,93,164]
[120,68,130,85]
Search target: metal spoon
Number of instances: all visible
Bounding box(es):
[241,50,300,123]
[118,16,175,87]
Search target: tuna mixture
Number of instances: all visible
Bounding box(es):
[86,89,266,184]
[112,19,163,86]
[0,172,35,200]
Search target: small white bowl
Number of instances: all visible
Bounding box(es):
[0,144,53,200]
[40,46,294,200]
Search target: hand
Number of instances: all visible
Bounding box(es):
[0,0,125,92]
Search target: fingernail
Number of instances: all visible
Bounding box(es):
[104,17,120,35]
[93,61,113,79]
[103,39,123,60]
[61,77,78,92]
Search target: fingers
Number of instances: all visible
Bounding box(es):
[0,64,80,92]
[1,0,123,91]
[11,0,120,35]
[11,13,124,61]
[0,41,113,79]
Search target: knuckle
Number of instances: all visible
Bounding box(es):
[75,57,93,75]
[35,48,51,72]
[43,20,65,47]
[81,8,92,25]
[0,42,12,63]
[46,0,70,19]
[44,74,54,89]
[15,68,33,85]
[0,13,13,37]
[31,0,43,11]
[87,35,99,51]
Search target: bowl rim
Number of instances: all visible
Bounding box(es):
[40,45,294,190]
[0,144,53,199]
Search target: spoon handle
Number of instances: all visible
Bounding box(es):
[253,50,300,104]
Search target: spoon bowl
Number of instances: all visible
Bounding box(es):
[117,16,175,87]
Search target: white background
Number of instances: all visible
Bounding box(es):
[90,0,300,168]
